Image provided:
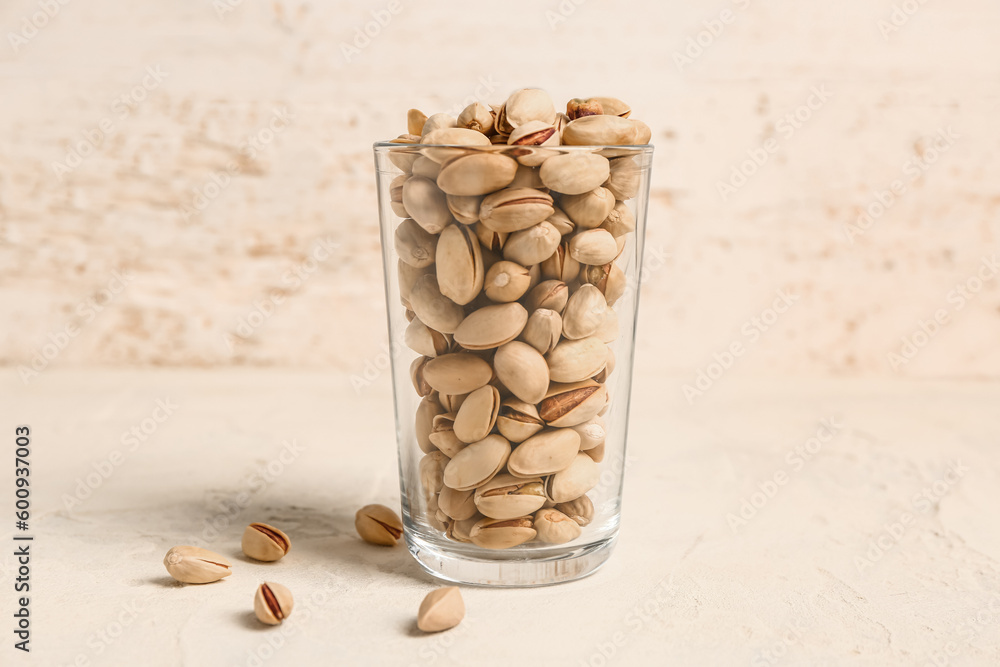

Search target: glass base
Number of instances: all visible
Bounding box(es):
[406,531,617,587]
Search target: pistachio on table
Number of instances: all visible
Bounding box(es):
[242,522,291,562]
[355,504,404,546]
[163,546,232,584]
[254,582,294,625]
[534,508,583,544]
[417,586,465,632]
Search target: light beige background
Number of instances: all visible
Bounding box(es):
[2,0,998,387]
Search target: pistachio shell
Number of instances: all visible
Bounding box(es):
[570,416,606,451]
[416,396,444,454]
[504,88,556,128]
[420,451,449,501]
[409,274,465,334]
[408,109,429,135]
[581,262,627,306]
[447,514,482,542]
[515,146,561,168]
[469,516,536,549]
[507,163,545,189]
[533,508,583,544]
[411,155,442,180]
[437,153,518,196]
[545,453,600,503]
[502,221,561,266]
[442,434,511,491]
[421,113,457,136]
[540,243,581,282]
[566,98,604,120]
[507,428,581,477]
[394,218,438,268]
[404,317,451,357]
[484,261,531,303]
[594,345,616,382]
[496,398,545,443]
[492,341,550,404]
[561,115,643,146]
[631,120,652,144]
[524,280,569,313]
[594,308,620,344]
[435,224,484,306]
[398,260,432,309]
[519,308,562,355]
[421,128,492,163]
[479,188,555,233]
[590,96,632,118]
[474,474,546,520]
[508,120,557,146]
[538,380,608,427]
[585,443,605,462]
[561,187,616,229]
[475,222,507,252]
[388,144,419,173]
[403,177,452,234]
[453,302,528,350]
[539,152,610,195]
[555,495,594,526]
[410,356,433,396]
[457,102,495,134]
[600,200,636,238]
[569,229,618,266]
[561,284,608,340]
[453,385,501,443]
[438,485,478,521]
[446,194,483,225]
[546,337,608,383]
[429,414,466,458]
[546,206,576,236]
[605,157,641,199]
[438,392,467,414]
[422,352,493,395]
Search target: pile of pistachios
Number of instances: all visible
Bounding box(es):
[387,89,649,549]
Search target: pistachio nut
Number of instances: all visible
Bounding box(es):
[585,442,605,462]
[493,341,550,404]
[601,200,636,238]
[421,112,457,136]
[469,516,536,549]
[569,229,618,266]
[504,88,556,128]
[421,128,492,163]
[163,546,232,584]
[416,396,445,454]
[498,221,558,267]
[438,485,478,521]
[594,308,619,344]
[539,153,610,195]
[561,186,616,229]
[448,514,482,542]
[474,474,546,520]
[438,392,467,413]
[484,260,531,303]
[388,142,419,173]
[507,428,581,477]
[515,146,560,168]
[561,284,608,340]
[429,413,466,458]
[546,337,608,383]
[436,153,518,196]
[412,155,443,180]
[538,380,608,427]
[254,582,294,625]
[410,356,433,397]
[409,274,465,334]
[407,108,429,135]
[570,416,606,451]
[546,206,576,236]
[605,157,641,200]
[446,194,483,225]
[457,102,495,134]
[242,522,290,562]
[561,115,645,146]
[590,96,631,118]
[355,503,404,546]
[566,98,604,120]
[496,398,545,443]
[631,120,652,144]
[581,262,626,306]
[533,508,583,544]
[420,451,449,500]
[417,586,465,632]
[475,222,507,252]
[394,218,438,269]
[594,345,616,382]
[436,224,484,306]
[390,200,409,219]
[403,177,452,234]
[442,434,511,491]
[519,308,562,355]
[545,453,600,503]
[405,318,451,358]
[524,280,569,313]
[453,302,528,350]
[398,260,432,309]
[480,188,555,233]
[508,163,545,189]
[453,385,501,443]
[554,494,594,526]
[405,308,416,322]
[508,120,557,146]
[422,352,494,395]
[539,242,581,282]
[390,174,409,218]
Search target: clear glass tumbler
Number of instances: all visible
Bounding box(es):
[373,141,652,586]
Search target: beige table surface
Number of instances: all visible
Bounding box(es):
[2,369,998,666]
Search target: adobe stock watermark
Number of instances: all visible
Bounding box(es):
[727,417,844,532]
[545,0,589,31]
[339,0,409,63]
[682,289,799,404]
[750,618,810,667]
[51,65,169,180]
[877,0,930,40]
[61,398,180,511]
[843,126,959,243]
[716,85,833,201]
[7,0,71,54]
[66,598,148,666]
[924,593,1000,667]
[213,0,244,20]
[672,0,755,72]
[442,75,503,118]
[887,254,998,371]
[854,459,968,573]
[179,106,295,221]
[577,575,676,667]
[18,268,135,385]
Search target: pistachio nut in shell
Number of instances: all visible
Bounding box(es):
[493,341,549,404]
[407,108,429,135]
[561,284,608,340]
[421,128,492,163]
[507,428,581,477]
[404,317,451,358]
[355,504,404,546]
[539,243,581,282]
[631,119,652,144]
[514,145,560,168]
[474,473,546,520]
[484,260,531,303]
[420,451,449,499]
[555,494,594,526]
[594,345,616,382]
[546,206,576,236]
[601,200,636,238]
[539,152,610,195]
[429,413,466,458]
[254,582,294,625]
[569,229,619,266]
[421,112,457,136]
[590,96,632,118]
[469,516,536,549]
[508,163,545,189]
[585,442,606,463]
[388,143,419,173]
[561,186,616,229]
[581,262,626,306]
[242,522,291,562]
[409,275,465,334]
[479,188,555,233]
[496,398,545,443]
[524,280,568,313]
[453,385,500,443]
[422,352,493,395]
[448,515,481,543]
[604,157,641,200]
[566,97,604,120]
[416,396,445,454]
[519,308,562,355]
[163,546,232,584]
[508,120,557,146]
[438,485,478,521]
[538,380,608,427]
[435,224,484,306]
[546,336,608,383]
[475,222,507,252]
[398,260,432,309]
[417,586,465,633]
[561,114,643,146]
[394,218,437,269]
[457,102,494,134]
[402,176,451,234]
[594,309,620,344]
[570,416,606,451]
[442,434,511,491]
[410,356,433,397]
[533,508,582,544]
[453,302,528,350]
[438,392,467,414]
[446,194,483,225]
[500,221,559,267]
[436,153,518,196]
[504,88,556,128]
[545,453,600,503]
[411,155,442,180]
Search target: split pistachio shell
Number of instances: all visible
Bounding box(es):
[423,352,494,395]
[546,337,608,383]
[601,200,636,238]
[508,120,557,147]
[555,495,594,526]
[605,157,641,199]
[437,153,518,196]
[421,128,492,163]
[417,587,465,633]
[474,473,546,520]
[429,412,465,458]
[475,222,507,252]
[566,98,604,120]
[388,143,419,173]
[496,398,545,443]
[569,229,618,266]
[447,194,483,225]
[504,88,556,128]
[561,187,616,229]
[590,96,631,118]
[453,385,501,443]
[254,582,294,625]
[405,318,451,358]
[538,380,608,427]
[438,485,478,521]
[443,434,511,491]
[540,243,581,282]
[484,261,531,302]
[501,221,560,267]
[524,280,569,313]
[356,504,404,546]
[421,113,457,136]
[410,356,433,397]
[581,262,627,306]
[407,109,429,135]
[507,428,581,477]
[163,546,232,584]
[453,302,528,350]
[469,516,536,549]
[394,219,438,269]
[412,156,442,180]
[480,188,555,233]
[570,416,606,451]
[416,396,445,454]
[242,523,290,562]
[561,115,646,146]
[533,508,583,544]
[448,515,481,542]
[545,453,600,503]
[403,177,451,234]
[562,284,608,340]
[508,163,545,189]
[409,275,465,334]
[546,206,576,236]
[457,102,495,134]
[438,392,467,413]
[436,224,484,306]
[515,145,560,168]
[493,341,549,404]
[539,153,610,195]
[519,308,562,355]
